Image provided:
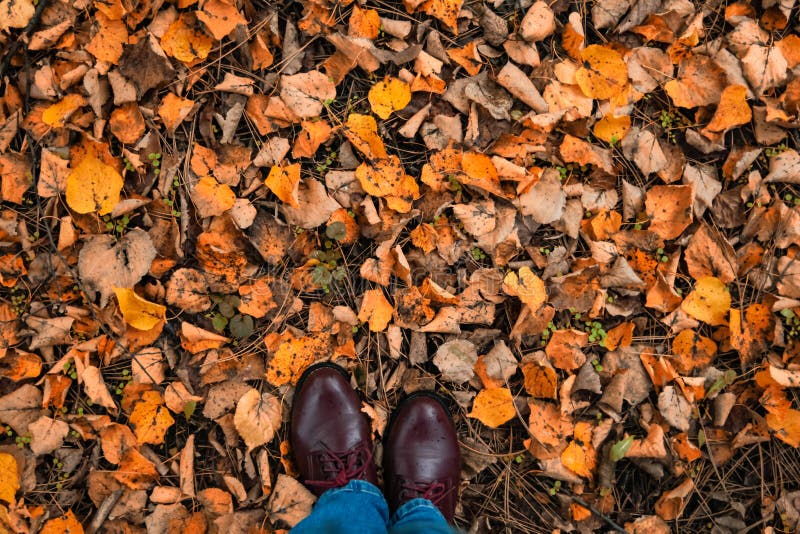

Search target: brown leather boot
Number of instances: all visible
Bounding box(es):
[384,392,461,522]
[291,363,377,495]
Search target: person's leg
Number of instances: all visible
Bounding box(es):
[388,497,456,534]
[290,362,385,533]
[292,479,390,534]
[384,392,461,533]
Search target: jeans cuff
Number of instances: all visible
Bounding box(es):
[322,479,384,501]
[391,497,447,524]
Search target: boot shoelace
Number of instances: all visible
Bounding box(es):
[305,442,373,490]
[400,480,449,504]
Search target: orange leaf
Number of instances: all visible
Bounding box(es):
[343,113,387,159]
[40,510,83,534]
[85,12,128,64]
[196,0,247,40]
[645,184,694,240]
[593,114,631,143]
[265,163,301,207]
[355,156,419,213]
[575,45,629,100]
[158,93,195,133]
[730,304,774,367]
[561,441,592,478]
[766,408,800,447]
[191,176,236,218]
[368,77,412,120]
[521,360,558,399]
[670,329,716,374]
[419,0,463,34]
[358,288,393,332]
[109,103,145,145]
[468,387,516,428]
[446,42,482,76]
[546,329,588,371]
[114,447,158,489]
[292,120,333,159]
[129,390,175,445]
[266,334,329,387]
[348,5,380,39]
[460,152,504,196]
[603,322,634,351]
[701,85,752,138]
[161,13,214,64]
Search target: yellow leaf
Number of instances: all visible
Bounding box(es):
[355,156,419,213]
[503,267,546,312]
[265,163,301,207]
[114,288,166,331]
[469,387,516,428]
[191,176,236,218]
[358,288,393,331]
[593,114,631,143]
[40,510,83,534]
[766,408,800,448]
[161,13,214,64]
[681,276,731,326]
[266,334,328,387]
[42,94,86,128]
[129,390,175,445]
[368,77,412,120]
[0,453,18,504]
[65,155,123,215]
[575,45,629,100]
[343,113,387,159]
[561,441,592,478]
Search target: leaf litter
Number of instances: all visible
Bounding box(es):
[0,0,799,530]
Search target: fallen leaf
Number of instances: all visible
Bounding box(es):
[191,176,236,218]
[234,388,281,451]
[575,45,629,100]
[161,13,214,64]
[503,267,546,312]
[433,339,478,384]
[280,70,336,119]
[469,388,516,428]
[129,390,175,445]
[196,0,246,40]
[265,163,301,207]
[701,85,752,138]
[681,276,731,326]
[0,453,19,503]
[40,510,83,534]
[42,94,86,128]
[645,184,694,240]
[368,77,412,120]
[65,155,124,215]
[114,288,166,331]
[655,478,694,520]
[268,474,316,528]
[658,385,692,431]
[0,0,34,31]
[358,289,393,332]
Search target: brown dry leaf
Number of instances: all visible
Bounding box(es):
[358,289,393,332]
[701,85,752,139]
[528,399,573,448]
[268,474,316,528]
[520,1,556,42]
[603,322,634,351]
[27,415,69,456]
[468,388,516,428]
[655,478,694,520]
[82,366,118,413]
[38,148,69,198]
[348,4,380,38]
[645,184,694,240]
[234,388,281,451]
[730,304,774,367]
[368,77,412,120]
[664,55,725,108]
[196,0,246,40]
[109,103,145,145]
[161,13,214,64]
[575,44,629,100]
[129,390,175,445]
[434,339,478,384]
[681,276,731,326]
[0,0,34,31]
[546,329,588,371]
[265,163,301,208]
[0,154,31,205]
[99,423,137,464]
[670,329,716,374]
[522,359,558,399]
[658,385,692,431]
[280,70,336,119]
[166,268,212,313]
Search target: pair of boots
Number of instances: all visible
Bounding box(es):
[291,363,461,522]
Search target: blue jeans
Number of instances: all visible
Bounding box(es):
[291,480,455,534]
